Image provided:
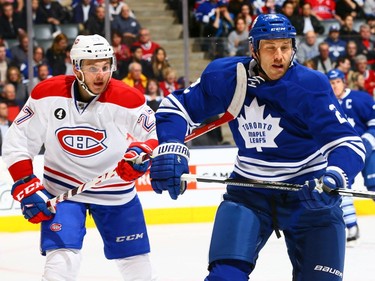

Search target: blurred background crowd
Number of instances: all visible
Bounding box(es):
[0,0,374,151]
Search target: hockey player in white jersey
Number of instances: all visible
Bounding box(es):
[150,14,365,281]
[2,34,158,280]
[327,69,375,246]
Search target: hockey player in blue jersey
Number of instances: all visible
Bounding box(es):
[150,14,366,281]
[327,69,375,246]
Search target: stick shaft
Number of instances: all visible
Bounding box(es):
[181,174,375,199]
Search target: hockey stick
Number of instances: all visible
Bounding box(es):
[184,62,247,142]
[46,63,248,212]
[180,174,375,199]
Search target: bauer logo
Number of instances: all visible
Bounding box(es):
[116,233,144,242]
[314,265,343,278]
[56,127,107,157]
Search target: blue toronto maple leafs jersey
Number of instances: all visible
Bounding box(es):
[338,88,375,138]
[155,57,365,186]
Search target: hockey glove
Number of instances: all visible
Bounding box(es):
[298,168,347,210]
[150,142,190,200]
[11,175,54,224]
[116,141,155,181]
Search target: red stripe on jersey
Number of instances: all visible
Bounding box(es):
[44,166,83,184]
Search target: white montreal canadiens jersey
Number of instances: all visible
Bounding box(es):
[3,76,157,205]
[156,57,365,186]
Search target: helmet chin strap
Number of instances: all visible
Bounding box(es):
[76,70,97,97]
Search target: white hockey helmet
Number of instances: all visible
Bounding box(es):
[70,34,117,71]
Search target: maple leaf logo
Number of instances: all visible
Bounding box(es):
[238,98,283,152]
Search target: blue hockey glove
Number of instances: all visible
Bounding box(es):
[116,140,157,182]
[150,142,190,200]
[12,175,54,224]
[298,168,347,210]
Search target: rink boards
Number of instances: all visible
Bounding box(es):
[1,147,374,232]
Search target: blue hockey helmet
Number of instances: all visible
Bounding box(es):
[249,14,297,52]
[326,69,345,81]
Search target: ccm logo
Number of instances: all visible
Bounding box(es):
[15,181,43,201]
[116,233,144,242]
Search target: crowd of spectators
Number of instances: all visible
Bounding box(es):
[1,0,375,149]
[191,0,375,98]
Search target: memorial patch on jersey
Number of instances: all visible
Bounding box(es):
[238,98,282,152]
[56,127,107,157]
[54,108,66,120]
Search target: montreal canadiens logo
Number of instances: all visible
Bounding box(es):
[56,127,107,157]
[50,223,62,232]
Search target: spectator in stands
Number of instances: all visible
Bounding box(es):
[118,45,153,80]
[356,24,375,58]
[159,67,179,97]
[111,3,141,46]
[325,25,347,62]
[304,0,339,20]
[108,0,135,21]
[31,63,52,86]
[64,43,74,75]
[226,0,246,19]
[132,28,160,62]
[335,0,364,24]
[293,2,325,35]
[0,2,26,39]
[260,0,281,15]
[302,59,317,69]
[0,44,10,90]
[72,0,97,32]
[5,65,28,106]
[3,0,25,13]
[345,40,360,70]
[21,46,49,80]
[0,100,11,155]
[111,29,131,78]
[21,0,39,23]
[46,33,68,76]
[347,71,365,91]
[227,16,248,56]
[84,4,105,36]
[144,78,163,112]
[280,0,294,21]
[1,83,20,122]
[296,30,320,64]
[121,61,147,94]
[363,1,375,19]
[238,3,255,30]
[335,57,354,80]
[151,47,170,82]
[339,14,360,41]
[312,41,335,73]
[9,33,29,69]
[195,0,234,51]
[354,54,375,96]
[35,0,70,33]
